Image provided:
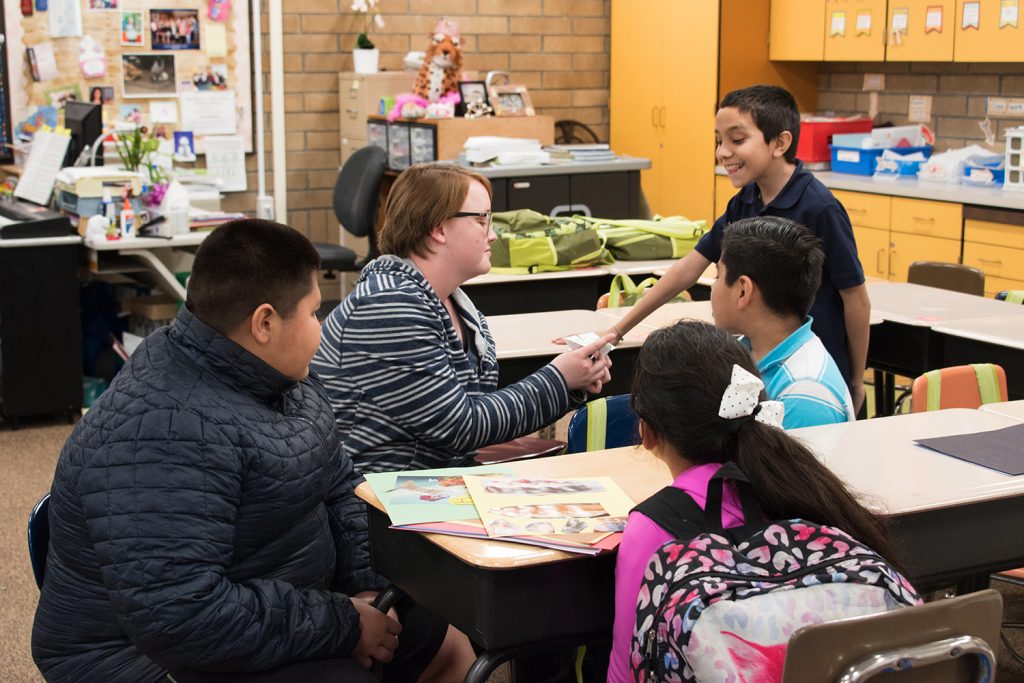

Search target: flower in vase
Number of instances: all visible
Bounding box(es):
[352,0,385,49]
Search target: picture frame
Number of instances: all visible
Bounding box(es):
[121,10,145,47]
[488,85,534,117]
[457,80,488,116]
[121,54,178,98]
[150,8,201,50]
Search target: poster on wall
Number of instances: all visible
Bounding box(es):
[87,0,120,10]
[121,11,145,46]
[122,54,178,98]
[180,90,235,135]
[150,9,200,50]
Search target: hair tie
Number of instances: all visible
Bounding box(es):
[718,365,785,429]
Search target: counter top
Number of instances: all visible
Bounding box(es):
[0,235,81,248]
[715,166,1024,211]
[465,156,651,178]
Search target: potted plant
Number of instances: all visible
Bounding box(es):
[112,126,170,206]
[351,0,385,74]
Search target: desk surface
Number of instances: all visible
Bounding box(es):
[595,300,715,332]
[84,232,208,251]
[931,316,1024,351]
[607,259,678,276]
[488,309,643,360]
[868,281,1024,326]
[358,408,1024,569]
[980,401,1024,420]
[651,262,717,288]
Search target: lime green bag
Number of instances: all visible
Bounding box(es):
[602,273,691,308]
[585,215,708,261]
[489,210,614,273]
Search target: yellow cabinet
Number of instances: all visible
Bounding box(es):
[954,0,1024,62]
[886,0,956,61]
[769,0,826,59]
[611,0,717,222]
[854,225,891,279]
[890,197,963,240]
[714,175,740,218]
[889,232,963,281]
[833,189,891,230]
[963,218,1024,296]
[824,0,888,61]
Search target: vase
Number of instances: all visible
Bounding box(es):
[353,48,380,74]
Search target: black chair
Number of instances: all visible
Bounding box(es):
[313,146,388,278]
[28,492,51,589]
[554,120,600,145]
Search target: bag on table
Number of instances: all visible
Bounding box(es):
[598,273,690,309]
[489,209,613,273]
[629,462,920,683]
[585,215,707,261]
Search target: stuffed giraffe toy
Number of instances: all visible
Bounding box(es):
[413,18,463,102]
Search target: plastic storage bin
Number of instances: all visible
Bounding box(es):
[830,144,932,176]
[962,158,1005,187]
[796,117,873,163]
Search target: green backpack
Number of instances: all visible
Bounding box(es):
[585,215,707,261]
[489,210,614,274]
[602,273,691,308]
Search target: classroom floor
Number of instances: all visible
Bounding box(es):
[0,416,1021,682]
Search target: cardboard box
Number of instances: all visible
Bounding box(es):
[130,295,179,321]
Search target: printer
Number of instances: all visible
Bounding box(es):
[0,198,75,239]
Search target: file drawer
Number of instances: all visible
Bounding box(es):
[833,190,891,230]
[890,197,962,240]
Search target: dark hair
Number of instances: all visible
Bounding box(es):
[631,320,897,565]
[719,85,801,163]
[186,218,321,335]
[720,216,823,319]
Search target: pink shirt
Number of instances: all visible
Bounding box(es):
[607,462,745,683]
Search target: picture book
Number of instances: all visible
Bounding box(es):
[463,476,633,538]
[363,465,513,527]
[395,519,623,556]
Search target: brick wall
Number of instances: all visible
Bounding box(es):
[225,0,611,267]
[817,61,1024,152]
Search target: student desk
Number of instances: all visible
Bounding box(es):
[867,282,1024,414]
[84,232,208,301]
[488,309,644,395]
[595,300,715,336]
[462,267,612,316]
[979,400,1024,420]
[931,317,1024,400]
[358,408,1024,682]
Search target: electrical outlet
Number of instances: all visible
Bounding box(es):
[257,196,275,220]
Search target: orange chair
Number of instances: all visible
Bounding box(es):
[910,363,1008,413]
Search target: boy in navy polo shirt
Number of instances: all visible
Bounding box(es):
[608,84,871,412]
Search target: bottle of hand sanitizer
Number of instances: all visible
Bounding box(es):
[119,194,136,239]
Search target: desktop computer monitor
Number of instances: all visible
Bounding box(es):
[64,101,103,166]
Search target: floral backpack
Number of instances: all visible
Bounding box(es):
[629,463,921,682]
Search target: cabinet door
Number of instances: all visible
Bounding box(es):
[770,0,826,60]
[714,174,739,219]
[833,189,891,230]
[569,172,633,219]
[963,242,1024,283]
[506,175,570,215]
[954,0,1024,62]
[659,0,718,222]
[853,225,891,280]
[886,0,956,61]
[888,234,961,281]
[890,197,962,240]
[825,0,888,61]
[610,0,662,210]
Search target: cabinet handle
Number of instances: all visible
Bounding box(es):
[659,106,667,128]
[346,108,359,119]
[978,257,1002,265]
[651,107,657,128]
[848,207,866,213]
[889,248,896,277]
[876,249,885,274]
[512,181,531,190]
[911,216,934,223]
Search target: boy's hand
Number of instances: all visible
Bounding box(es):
[351,596,402,667]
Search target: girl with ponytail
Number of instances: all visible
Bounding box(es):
[606,320,899,683]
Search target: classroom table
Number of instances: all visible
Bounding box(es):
[866,282,1024,414]
[84,232,208,300]
[488,309,643,395]
[932,317,1024,400]
[595,300,715,336]
[979,400,1024,420]
[358,408,1024,682]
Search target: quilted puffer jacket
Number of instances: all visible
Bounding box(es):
[32,307,385,682]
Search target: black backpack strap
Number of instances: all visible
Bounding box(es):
[631,486,708,540]
[706,461,765,532]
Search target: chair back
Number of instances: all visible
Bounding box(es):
[28,492,51,589]
[907,261,985,296]
[911,363,1008,413]
[996,290,1024,304]
[566,394,639,453]
[781,588,1002,682]
[332,145,388,247]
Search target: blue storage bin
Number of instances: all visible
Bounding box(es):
[962,159,1005,187]
[830,145,932,176]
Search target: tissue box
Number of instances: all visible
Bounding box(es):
[831,144,932,176]
[963,158,1005,187]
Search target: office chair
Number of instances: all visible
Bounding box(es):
[28,492,51,589]
[566,394,639,453]
[904,363,1008,413]
[907,261,986,297]
[996,290,1024,304]
[313,146,388,278]
[781,588,1002,682]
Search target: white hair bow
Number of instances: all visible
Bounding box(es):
[718,364,785,428]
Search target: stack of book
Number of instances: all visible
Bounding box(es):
[364,466,634,555]
[544,143,617,163]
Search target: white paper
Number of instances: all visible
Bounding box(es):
[962,2,981,28]
[856,11,872,33]
[925,7,943,31]
[203,135,247,192]
[831,11,846,36]
[205,23,228,57]
[180,91,237,136]
[563,332,614,357]
[150,101,179,123]
[892,8,909,32]
[1001,0,1019,26]
[33,43,59,82]
[14,130,72,205]
[49,0,84,38]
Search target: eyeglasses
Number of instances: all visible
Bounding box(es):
[451,210,493,232]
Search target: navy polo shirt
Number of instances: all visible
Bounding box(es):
[695,161,865,384]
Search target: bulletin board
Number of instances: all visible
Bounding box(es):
[3,0,252,154]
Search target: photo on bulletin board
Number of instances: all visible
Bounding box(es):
[121,10,145,46]
[122,54,178,98]
[120,103,143,123]
[44,84,82,110]
[150,9,201,50]
[89,86,115,104]
[174,130,196,161]
[88,0,119,10]
[192,64,228,90]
